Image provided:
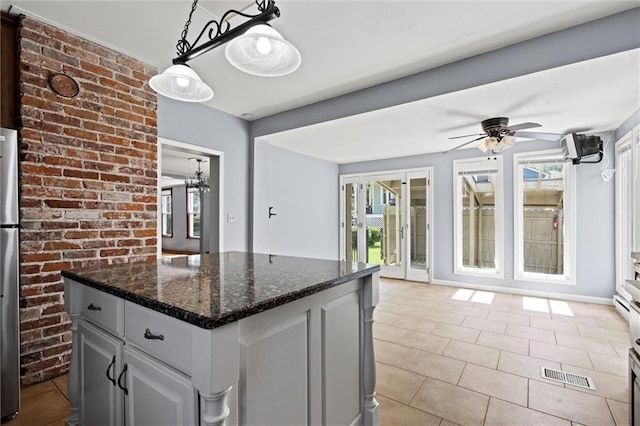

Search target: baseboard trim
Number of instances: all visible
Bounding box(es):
[429,278,614,305]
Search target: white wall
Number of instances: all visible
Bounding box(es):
[253,141,339,260]
[158,98,250,251]
[340,135,617,299]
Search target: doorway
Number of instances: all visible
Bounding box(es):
[340,168,432,282]
[158,138,224,257]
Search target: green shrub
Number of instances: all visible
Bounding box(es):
[368,227,381,245]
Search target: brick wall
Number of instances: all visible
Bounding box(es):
[17,16,158,386]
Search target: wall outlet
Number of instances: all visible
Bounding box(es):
[227,214,236,223]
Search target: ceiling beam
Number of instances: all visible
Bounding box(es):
[252,8,640,139]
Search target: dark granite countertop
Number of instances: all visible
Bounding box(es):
[61,252,379,330]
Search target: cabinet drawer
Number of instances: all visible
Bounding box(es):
[79,285,123,337]
[124,302,192,375]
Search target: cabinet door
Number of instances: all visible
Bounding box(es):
[79,321,123,426]
[123,346,197,426]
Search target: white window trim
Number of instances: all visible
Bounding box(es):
[513,149,576,285]
[187,188,200,239]
[453,157,504,278]
[161,189,173,237]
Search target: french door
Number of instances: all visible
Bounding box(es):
[340,169,432,282]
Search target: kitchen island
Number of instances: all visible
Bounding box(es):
[62,252,380,426]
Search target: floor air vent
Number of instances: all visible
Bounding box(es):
[540,367,596,390]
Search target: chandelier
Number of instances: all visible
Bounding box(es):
[149,0,301,103]
[185,159,210,192]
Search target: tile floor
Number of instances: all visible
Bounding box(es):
[5,374,69,426]
[5,279,630,426]
[375,279,630,426]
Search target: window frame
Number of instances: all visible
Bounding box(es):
[513,149,576,285]
[186,188,201,239]
[453,157,504,278]
[161,188,173,238]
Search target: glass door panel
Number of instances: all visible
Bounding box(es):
[364,177,403,278]
[406,174,429,282]
[343,181,360,264]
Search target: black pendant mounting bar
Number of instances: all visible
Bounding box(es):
[172,0,280,65]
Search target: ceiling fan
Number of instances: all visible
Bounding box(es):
[443,117,563,154]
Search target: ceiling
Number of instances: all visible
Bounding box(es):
[3,1,640,166]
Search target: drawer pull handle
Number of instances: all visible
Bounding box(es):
[636,338,640,346]
[144,328,165,341]
[87,303,102,311]
[106,355,116,386]
[117,364,128,395]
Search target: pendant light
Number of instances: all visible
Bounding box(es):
[149,64,213,102]
[149,0,300,102]
[225,24,301,77]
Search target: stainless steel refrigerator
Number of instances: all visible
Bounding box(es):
[1,127,20,420]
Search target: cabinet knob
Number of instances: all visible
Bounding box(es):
[87,303,102,311]
[635,338,640,346]
[144,328,165,341]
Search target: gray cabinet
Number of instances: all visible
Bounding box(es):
[70,285,197,426]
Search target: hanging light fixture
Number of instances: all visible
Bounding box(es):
[150,0,301,102]
[185,159,210,192]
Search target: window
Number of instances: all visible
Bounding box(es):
[453,158,503,276]
[514,150,575,284]
[187,188,201,238]
[161,189,173,237]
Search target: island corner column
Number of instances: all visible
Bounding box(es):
[191,321,240,426]
[363,271,380,425]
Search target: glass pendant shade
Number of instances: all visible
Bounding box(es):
[225,24,301,77]
[149,64,214,102]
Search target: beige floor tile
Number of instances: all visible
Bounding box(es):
[439,420,462,426]
[396,330,450,355]
[477,331,529,355]
[595,316,630,331]
[530,341,593,369]
[461,316,507,334]
[550,314,600,327]
[606,399,629,426]
[376,302,398,313]
[559,364,628,403]
[509,306,552,319]
[410,377,489,426]
[506,323,556,344]
[443,339,500,369]
[431,323,480,343]
[487,311,530,326]
[375,339,416,368]
[8,386,69,426]
[374,310,405,325]
[374,323,410,343]
[577,325,629,343]
[451,305,490,319]
[480,301,512,312]
[589,352,628,377]
[422,310,466,326]
[422,300,457,313]
[376,362,426,404]
[394,316,439,334]
[529,380,615,425]
[51,375,68,399]
[403,351,466,384]
[390,303,433,319]
[458,364,528,406]
[378,395,441,426]
[484,397,571,426]
[610,341,631,358]
[531,317,579,334]
[497,351,564,386]
[387,295,432,308]
[555,332,617,356]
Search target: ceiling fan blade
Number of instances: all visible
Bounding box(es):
[514,131,563,141]
[443,135,486,154]
[448,133,484,140]
[505,122,542,132]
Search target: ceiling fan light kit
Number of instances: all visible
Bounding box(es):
[150,0,301,102]
[445,116,563,155]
